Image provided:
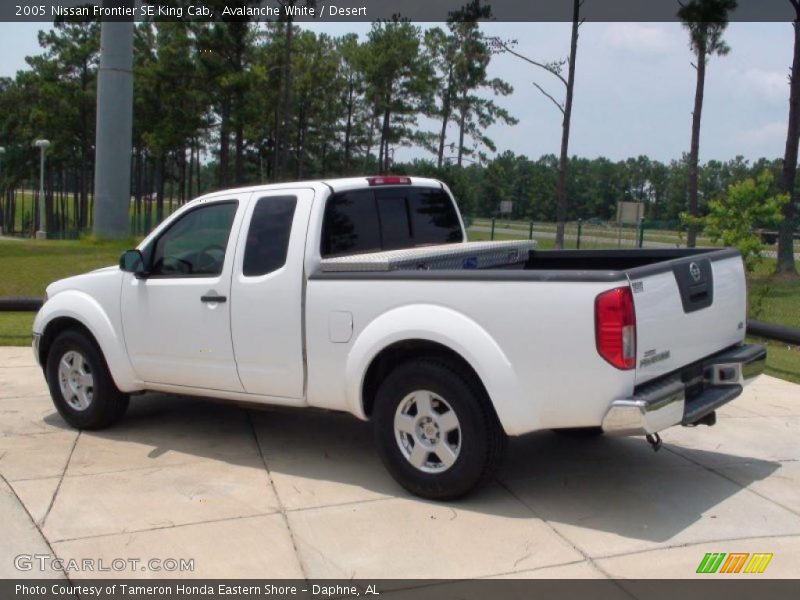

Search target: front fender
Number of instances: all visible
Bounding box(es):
[345,304,536,435]
[33,291,141,392]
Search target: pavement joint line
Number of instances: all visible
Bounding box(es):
[246,408,310,581]
[493,478,628,588]
[1,472,72,583]
[48,511,282,544]
[589,531,800,562]
[663,445,800,519]
[475,557,600,579]
[283,495,396,514]
[40,430,80,530]
[48,452,265,481]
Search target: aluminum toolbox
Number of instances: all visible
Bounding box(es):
[320,240,537,272]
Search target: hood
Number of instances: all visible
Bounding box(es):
[45,265,119,299]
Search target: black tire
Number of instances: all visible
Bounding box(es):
[45,329,129,430]
[373,358,506,500]
[551,427,604,438]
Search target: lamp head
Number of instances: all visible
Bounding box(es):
[34,139,51,149]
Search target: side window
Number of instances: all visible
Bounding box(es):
[243,196,297,277]
[321,189,381,257]
[149,201,237,277]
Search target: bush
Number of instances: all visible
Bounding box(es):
[681,171,788,271]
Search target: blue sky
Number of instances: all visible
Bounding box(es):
[0,21,793,164]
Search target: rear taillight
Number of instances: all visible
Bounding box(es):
[595,286,636,370]
[367,175,411,186]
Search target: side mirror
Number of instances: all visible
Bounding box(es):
[119,249,147,278]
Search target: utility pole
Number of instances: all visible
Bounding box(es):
[93,0,135,238]
[34,139,50,239]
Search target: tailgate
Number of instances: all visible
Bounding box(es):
[627,249,747,385]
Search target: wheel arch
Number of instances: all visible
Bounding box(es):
[345,304,532,435]
[35,291,141,392]
[39,316,97,368]
[362,339,492,419]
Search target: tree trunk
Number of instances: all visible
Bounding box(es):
[457,88,468,167]
[234,116,245,186]
[195,139,202,195]
[344,80,354,174]
[277,18,294,181]
[363,108,377,173]
[555,0,580,249]
[135,147,143,236]
[778,17,800,275]
[296,101,306,179]
[437,71,454,169]
[219,99,231,188]
[687,40,707,248]
[379,107,391,174]
[155,153,165,224]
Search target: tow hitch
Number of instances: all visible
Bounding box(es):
[646,433,662,452]
[685,410,717,428]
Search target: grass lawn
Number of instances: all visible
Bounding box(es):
[0,237,133,346]
[1,236,798,384]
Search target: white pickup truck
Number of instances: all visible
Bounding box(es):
[33,176,766,498]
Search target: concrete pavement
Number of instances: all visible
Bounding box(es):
[0,346,799,580]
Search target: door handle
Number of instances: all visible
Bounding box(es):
[200,295,227,303]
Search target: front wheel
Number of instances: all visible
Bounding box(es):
[373,359,506,500]
[46,330,129,430]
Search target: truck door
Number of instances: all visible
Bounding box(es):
[229,188,314,399]
[121,197,246,391]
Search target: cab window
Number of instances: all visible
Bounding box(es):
[149,201,237,277]
[243,196,297,277]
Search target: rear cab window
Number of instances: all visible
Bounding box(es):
[321,186,463,257]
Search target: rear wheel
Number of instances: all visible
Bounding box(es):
[373,359,506,500]
[45,330,129,430]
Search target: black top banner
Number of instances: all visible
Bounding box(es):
[1,0,798,23]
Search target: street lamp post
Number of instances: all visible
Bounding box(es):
[34,139,50,239]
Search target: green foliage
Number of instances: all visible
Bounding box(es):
[681,171,788,271]
[677,0,738,58]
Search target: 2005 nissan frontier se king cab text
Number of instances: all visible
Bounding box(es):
[32,176,766,499]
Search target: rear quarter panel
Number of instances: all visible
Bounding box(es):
[305,277,636,434]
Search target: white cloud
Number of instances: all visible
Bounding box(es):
[601,23,674,53]
[741,68,789,104]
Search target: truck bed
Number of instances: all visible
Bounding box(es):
[310,246,746,389]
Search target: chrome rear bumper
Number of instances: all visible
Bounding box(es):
[602,343,766,436]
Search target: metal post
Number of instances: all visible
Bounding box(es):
[34,140,50,239]
[93,0,135,238]
[491,217,496,240]
[528,221,533,241]
[576,218,582,249]
[638,218,646,248]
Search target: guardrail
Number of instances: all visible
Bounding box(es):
[1,296,798,347]
[0,297,42,311]
[747,319,800,346]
